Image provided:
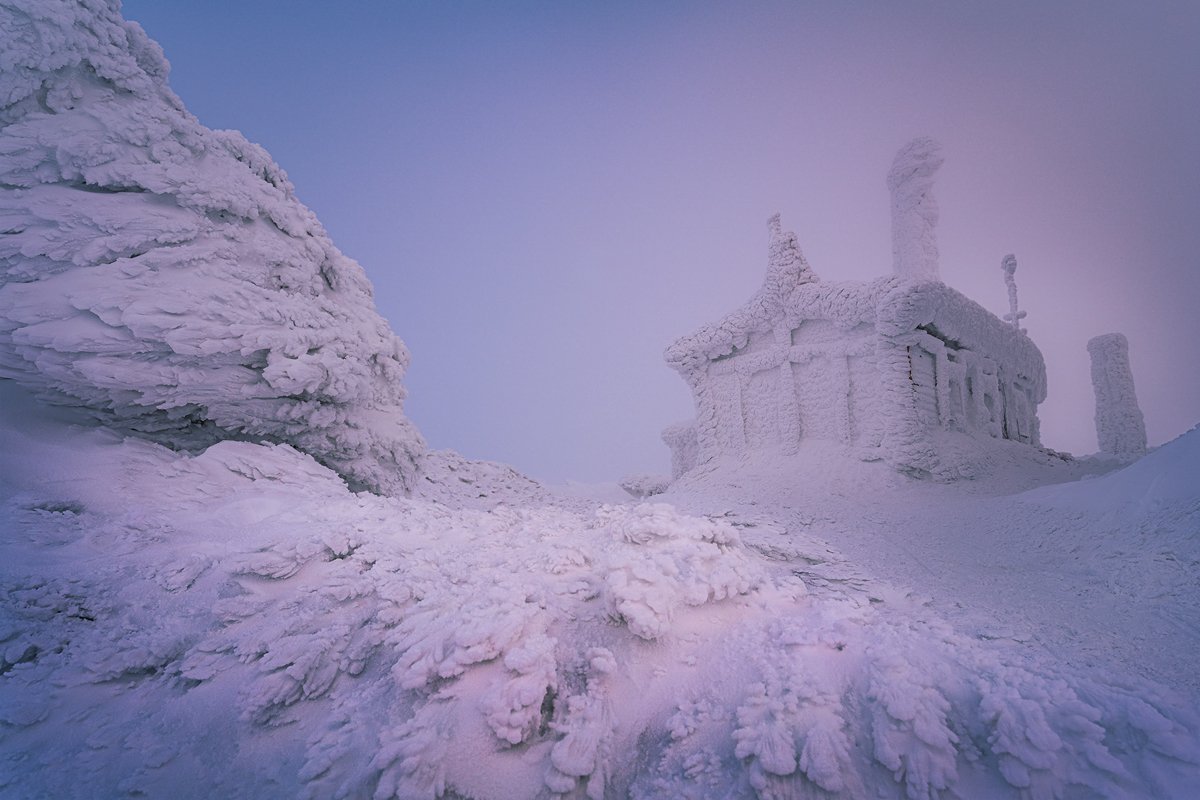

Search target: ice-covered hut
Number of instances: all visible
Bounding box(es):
[663,138,1046,479]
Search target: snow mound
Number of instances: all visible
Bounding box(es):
[2,399,1197,799]
[0,0,424,493]
[1022,425,1200,514]
[413,448,552,510]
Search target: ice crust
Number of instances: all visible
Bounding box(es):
[0,0,424,493]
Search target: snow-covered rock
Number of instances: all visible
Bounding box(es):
[663,419,699,479]
[618,473,670,499]
[0,0,424,493]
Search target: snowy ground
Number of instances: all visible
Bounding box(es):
[664,437,1200,696]
[3,4,1197,797]
[2,380,1197,799]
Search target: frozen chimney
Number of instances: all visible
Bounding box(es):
[887,137,944,282]
[1087,333,1147,457]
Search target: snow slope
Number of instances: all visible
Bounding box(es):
[1,381,1198,799]
[0,0,424,493]
[664,433,1200,697]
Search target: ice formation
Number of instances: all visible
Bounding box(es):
[665,194,1045,481]
[4,384,1186,799]
[1088,333,1147,457]
[1001,254,1027,333]
[0,0,424,493]
[887,137,944,282]
[2,387,1198,798]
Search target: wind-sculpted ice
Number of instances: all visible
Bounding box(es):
[2,431,1196,799]
[0,0,424,493]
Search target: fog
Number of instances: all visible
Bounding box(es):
[122,0,1200,482]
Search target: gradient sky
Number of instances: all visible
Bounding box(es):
[121,0,1200,483]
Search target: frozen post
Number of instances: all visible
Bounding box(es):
[887,137,944,282]
[1087,333,1147,457]
[1001,254,1027,333]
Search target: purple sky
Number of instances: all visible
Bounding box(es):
[122,0,1200,483]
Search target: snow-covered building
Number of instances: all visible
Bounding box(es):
[664,139,1047,480]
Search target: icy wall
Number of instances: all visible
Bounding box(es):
[0,0,425,493]
[1087,332,1147,457]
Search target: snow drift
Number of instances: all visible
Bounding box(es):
[2,384,1198,799]
[0,0,424,493]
